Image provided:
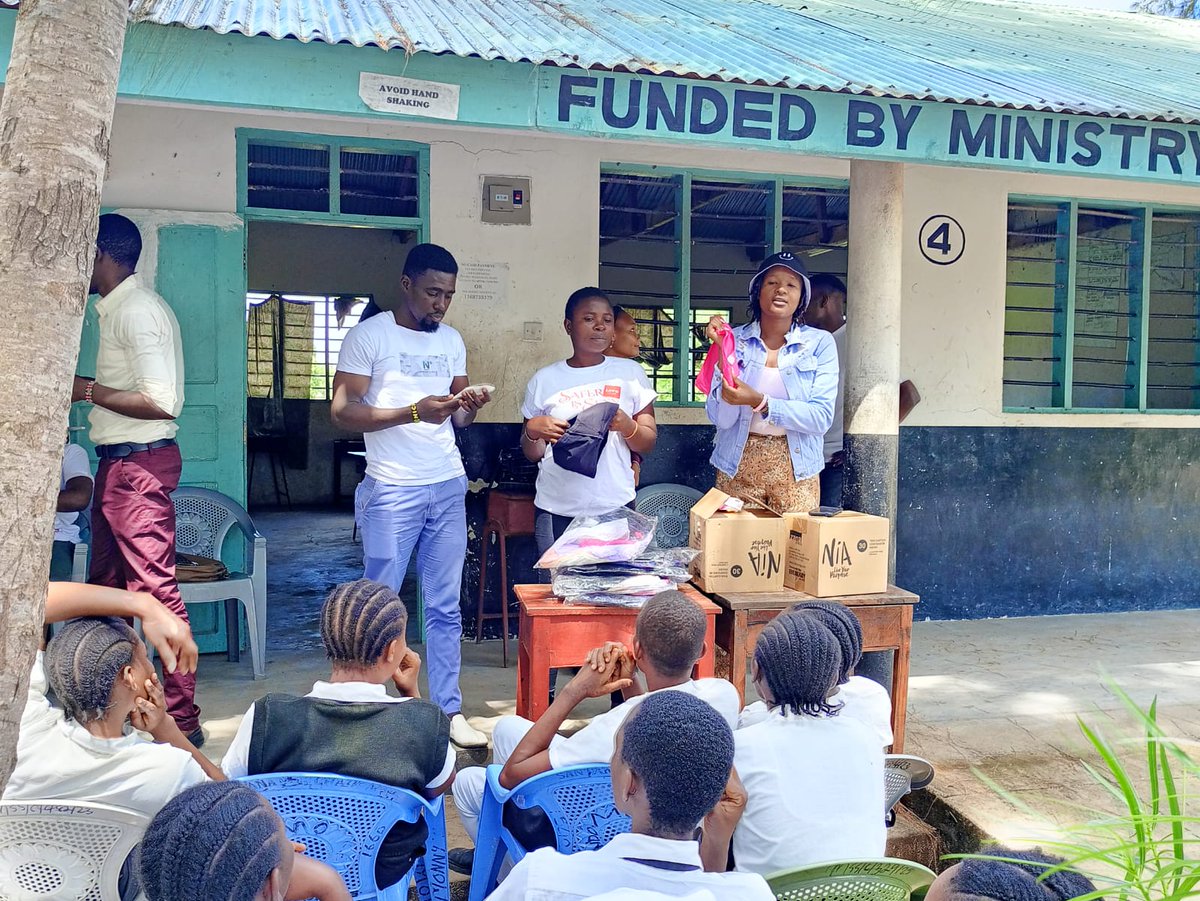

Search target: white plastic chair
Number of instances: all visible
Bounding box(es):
[0,800,148,901]
[884,754,935,826]
[172,487,267,680]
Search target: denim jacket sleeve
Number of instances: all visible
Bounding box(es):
[764,329,839,436]
[705,366,742,431]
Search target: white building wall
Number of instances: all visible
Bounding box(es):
[103,100,1200,429]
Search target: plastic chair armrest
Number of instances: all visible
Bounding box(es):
[484,763,515,805]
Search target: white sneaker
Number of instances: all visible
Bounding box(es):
[450,713,488,749]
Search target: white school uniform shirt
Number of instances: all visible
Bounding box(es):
[3,652,206,818]
[548,679,741,770]
[737,674,893,747]
[521,357,657,517]
[90,274,185,446]
[732,710,886,875]
[222,680,456,787]
[485,833,775,901]
[54,444,93,544]
[336,314,468,486]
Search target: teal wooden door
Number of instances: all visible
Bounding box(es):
[73,213,247,652]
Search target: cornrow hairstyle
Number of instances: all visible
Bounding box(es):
[96,213,143,269]
[621,691,734,837]
[402,242,458,280]
[787,600,862,684]
[634,590,706,678]
[754,610,843,717]
[319,579,408,666]
[564,286,611,321]
[952,847,1099,901]
[45,616,139,725]
[138,781,283,901]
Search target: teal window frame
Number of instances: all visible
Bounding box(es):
[600,163,848,407]
[1004,195,1200,414]
[236,128,429,237]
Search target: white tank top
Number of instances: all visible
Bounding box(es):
[748,365,788,436]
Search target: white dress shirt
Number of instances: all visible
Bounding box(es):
[732,710,885,875]
[3,653,206,818]
[485,832,775,901]
[549,679,742,770]
[222,680,456,787]
[90,274,185,446]
[738,675,894,747]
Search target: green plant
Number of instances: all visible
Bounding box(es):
[964,684,1200,901]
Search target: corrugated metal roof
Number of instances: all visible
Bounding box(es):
[122,0,1200,123]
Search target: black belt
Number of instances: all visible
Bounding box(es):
[95,438,177,460]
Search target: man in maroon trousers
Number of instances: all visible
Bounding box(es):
[72,214,200,743]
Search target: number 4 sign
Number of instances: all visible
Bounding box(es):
[919,215,965,265]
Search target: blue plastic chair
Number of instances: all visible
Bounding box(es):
[468,763,632,901]
[237,772,450,901]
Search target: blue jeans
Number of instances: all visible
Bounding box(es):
[356,474,468,714]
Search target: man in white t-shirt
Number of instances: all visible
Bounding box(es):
[50,439,94,581]
[332,244,491,749]
[449,591,741,873]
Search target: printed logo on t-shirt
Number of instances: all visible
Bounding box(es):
[392,353,451,378]
[547,381,624,414]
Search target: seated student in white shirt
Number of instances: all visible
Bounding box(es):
[223,579,455,890]
[738,600,893,748]
[486,691,774,901]
[4,582,221,818]
[450,590,741,872]
[139,780,351,901]
[723,610,886,875]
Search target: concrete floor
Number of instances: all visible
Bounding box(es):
[197,510,1200,869]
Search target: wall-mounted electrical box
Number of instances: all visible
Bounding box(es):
[482,177,531,225]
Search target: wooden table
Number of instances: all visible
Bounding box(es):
[710,585,918,751]
[514,584,720,721]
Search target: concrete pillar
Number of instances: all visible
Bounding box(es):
[844,160,903,578]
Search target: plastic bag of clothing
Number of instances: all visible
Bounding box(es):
[551,572,677,601]
[534,507,657,569]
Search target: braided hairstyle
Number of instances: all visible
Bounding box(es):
[948,846,1099,901]
[634,590,706,679]
[620,691,734,837]
[753,610,843,717]
[45,616,140,725]
[787,600,862,684]
[138,781,284,901]
[319,579,408,667]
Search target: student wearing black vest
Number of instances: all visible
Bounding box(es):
[222,580,455,889]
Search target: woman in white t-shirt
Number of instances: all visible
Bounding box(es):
[521,287,658,555]
[724,609,885,875]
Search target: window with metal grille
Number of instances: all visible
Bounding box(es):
[599,167,849,405]
[243,135,422,221]
[1004,201,1200,411]
[246,293,367,401]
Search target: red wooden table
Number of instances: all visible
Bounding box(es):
[710,585,918,752]
[513,584,720,721]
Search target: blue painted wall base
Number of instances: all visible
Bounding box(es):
[462,423,1200,631]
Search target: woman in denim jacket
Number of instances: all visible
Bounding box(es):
[704,252,839,513]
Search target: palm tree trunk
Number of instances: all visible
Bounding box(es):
[0,0,128,792]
